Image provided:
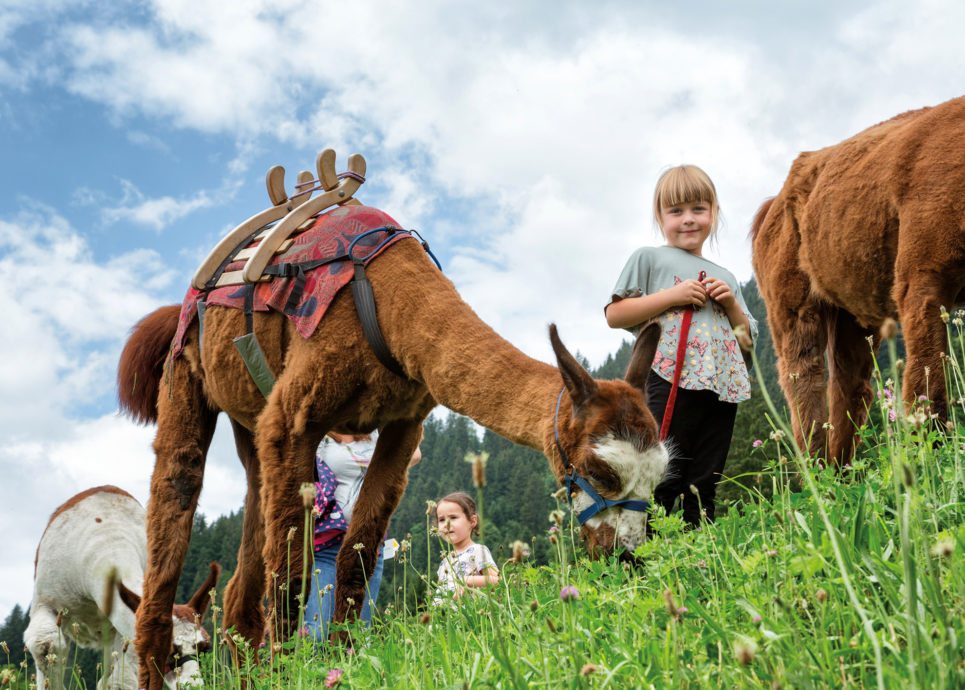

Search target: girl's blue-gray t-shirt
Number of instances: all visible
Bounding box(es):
[608,245,757,403]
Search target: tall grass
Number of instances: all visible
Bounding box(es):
[6,312,963,688]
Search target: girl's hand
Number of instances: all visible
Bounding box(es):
[703,277,737,309]
[671,279,707,308]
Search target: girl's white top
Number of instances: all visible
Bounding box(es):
[436,543,497,594]
[318,431,378,524]
[609,245,758,403]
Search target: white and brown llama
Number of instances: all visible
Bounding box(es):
[25,486,220,690]
[117,150,669,689]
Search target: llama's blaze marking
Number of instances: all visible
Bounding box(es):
[572,435,669,550]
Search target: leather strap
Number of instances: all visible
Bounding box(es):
[659,270,706,441]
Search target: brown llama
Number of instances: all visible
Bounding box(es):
[118,233,668,689]
[752,96,965,464]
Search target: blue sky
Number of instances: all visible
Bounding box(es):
[1,0,962,612]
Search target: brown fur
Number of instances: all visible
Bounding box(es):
[119,236,663,688]
[35,485,134,577]
[752,96,965,463]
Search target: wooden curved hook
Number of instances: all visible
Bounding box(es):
[240,153,367,284]
[266,165,287,206]
[191,168,318,290]
[316,149,339,191]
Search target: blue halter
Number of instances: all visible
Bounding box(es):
[553,389,651,525]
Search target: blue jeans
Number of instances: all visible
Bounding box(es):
[304,538,384,640]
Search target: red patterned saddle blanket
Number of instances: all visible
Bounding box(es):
[172,204,411,356]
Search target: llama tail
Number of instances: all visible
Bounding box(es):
[749,197,776,240]
[117,305,181,425]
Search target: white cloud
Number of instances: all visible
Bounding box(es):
[101,179,218,231]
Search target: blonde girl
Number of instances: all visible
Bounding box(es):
[605,165,757,525]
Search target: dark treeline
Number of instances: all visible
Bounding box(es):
[4,279,790,676]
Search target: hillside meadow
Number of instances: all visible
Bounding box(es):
[2,309,963,689]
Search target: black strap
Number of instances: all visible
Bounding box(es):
[350,261,407,378]
[244,283,254,334]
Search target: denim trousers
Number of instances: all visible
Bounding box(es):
[304,539,385,640]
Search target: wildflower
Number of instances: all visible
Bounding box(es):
[815,588,828,604]
[549,510,565,526]
[696,559,708,570]
[734,637,757,666]
[346,597,355,606]
[766,549,778,558]
[879,318,898,341]
[464,451,490,488]
[663,589,686,621]
[510,540,531,564]
[298,626,309,638]
[953,317,963,327]
[530,600,539,612]
[930,537,954,559]
[548,525,559,534]
[769,430,786,442]
[0,641,7,654]
[352,542,364,552]
[399,539,411,554]
[425,499,437,515]
[419,613,431,625]
[287,526,297,542]
[888,409,898,423]
[324,668,344,688]
[551,487,568,501]
[751,612,762,624]
[822,422,834,431]
[752,439,763,448]
[559,585,580,602]
[299,483,315,509]
[580,663,599,677]
[940,306,949,324]
[895,359,904,370]
[688,484,699,497]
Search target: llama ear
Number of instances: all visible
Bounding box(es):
[549,324,598,411]
[187,562,222,616]
[117,582,141,614]
[625,322,661,392]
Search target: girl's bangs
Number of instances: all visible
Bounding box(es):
[655,167,717,210]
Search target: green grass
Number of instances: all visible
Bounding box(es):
[7,314,965,689]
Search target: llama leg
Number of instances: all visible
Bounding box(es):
[331,419,422,640]
[826,308,878,465]
[136,356,218,690]
[25,605,68,690]
[775,302,831,460]
[222,418,267,647]
[256,392,324,641]
[895,272,957,422]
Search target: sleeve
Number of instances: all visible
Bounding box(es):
[733,282,759,344]
[607,248,652,307]
[477,545,498,572]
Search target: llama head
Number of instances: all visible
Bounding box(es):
[119,562,221,688]
[549,323,668,560]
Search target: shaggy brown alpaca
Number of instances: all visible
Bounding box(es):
[119,234,668,689]
[752,96,965,464]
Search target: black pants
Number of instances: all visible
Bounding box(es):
[648,375,737,526]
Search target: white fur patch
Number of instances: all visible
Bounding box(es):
[169,615,206,687]
[572,435,669,551]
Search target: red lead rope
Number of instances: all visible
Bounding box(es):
[659,270,706,441]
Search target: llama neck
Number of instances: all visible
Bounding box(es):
[382,246,562,450]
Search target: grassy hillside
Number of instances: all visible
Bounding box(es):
[4,310,962,689]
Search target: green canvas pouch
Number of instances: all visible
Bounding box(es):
[232,333,276,397]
